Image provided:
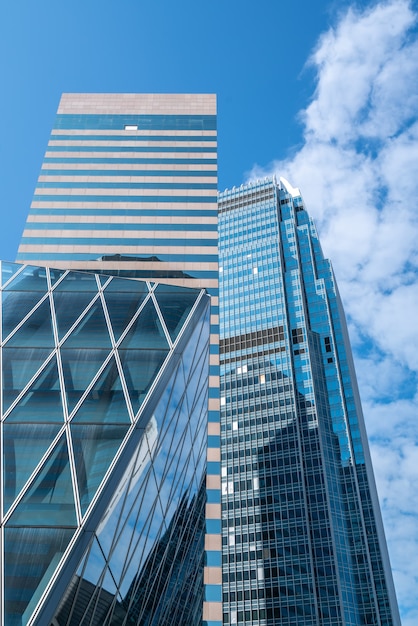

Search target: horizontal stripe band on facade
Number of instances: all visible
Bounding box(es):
[51,129,217,137]
[28,208,217,217]
[32,194,217,202]
[48,141,217,150]
[40,169,217,177]
[24,221,218,231]
[50,134,217,142]
[20,236,218,247]
[44,153,216,163]
[18,244,218,256]
[54,113,217,131]
[36,181,217,190]
[46,145,217,153]
[26,215,217,225]
[42,157,217,165]
[14,259,218,273]
[38,176,218,189]
[16,250,219,263]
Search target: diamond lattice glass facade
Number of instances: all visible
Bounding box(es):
[0,261,211,625]
[218,178,400,626]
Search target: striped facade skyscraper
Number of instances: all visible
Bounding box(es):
[5,93,222,625]
[16,92,218,290]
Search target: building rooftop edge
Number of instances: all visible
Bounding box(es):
[57,93,217,116]
[219,176,303,199]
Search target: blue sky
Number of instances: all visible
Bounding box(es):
[1,0,417,623]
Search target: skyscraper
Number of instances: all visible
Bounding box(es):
[218,178,400,625]
[3,93,222,625]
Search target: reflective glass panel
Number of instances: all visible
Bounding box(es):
[52,290,97,340]
[4,264,48,292]
[54,271,99,292]
[1,261,25,287]
[103,286,149,341]
[60,348,111,414]
[5,355,63,423]
[118,348,169,415]
[4,298,54,348]
[3,423,63,513]
[2,291,47,341]
[119,299,169,350]
[7,435,76,527]
[4,527,75,626]
[71,423,130,516]
[2,348,52,411]
[61,301,111,349]
[71,356,130,425]
[153,283,200,342]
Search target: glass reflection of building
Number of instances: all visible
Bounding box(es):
[1,262,210,625]
[1,93,222,625]
[218,178,400,625]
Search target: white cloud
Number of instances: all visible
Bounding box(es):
[249,1,418,622]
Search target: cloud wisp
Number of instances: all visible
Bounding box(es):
[249,1,418,623]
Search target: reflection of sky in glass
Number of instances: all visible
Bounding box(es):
[0,261,211,624]
[77,304,209,599]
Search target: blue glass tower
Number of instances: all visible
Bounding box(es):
[218,178,400,625]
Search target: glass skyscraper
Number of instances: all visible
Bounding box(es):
[218,178,400,625]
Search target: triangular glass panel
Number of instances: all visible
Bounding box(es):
[70,423,130,516]
[118,348,169,416]
[153,283,201,343]
[4,354,63,423]
[71,356,131,425]
[4,297,54,348]
[3,423,63,513]
[1,261,25,287]
[2,291,48,341]
[52,290,98,340]
[7,434,77,526]
[61,348,111,414]
[61,300,111,349]
[103,282,149,341]
[54,270,99,292]
[119,298,169,350]
[2,347,53,412]
[3,263,48,292]
[4,526,75,626]
[103,276,148,294]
